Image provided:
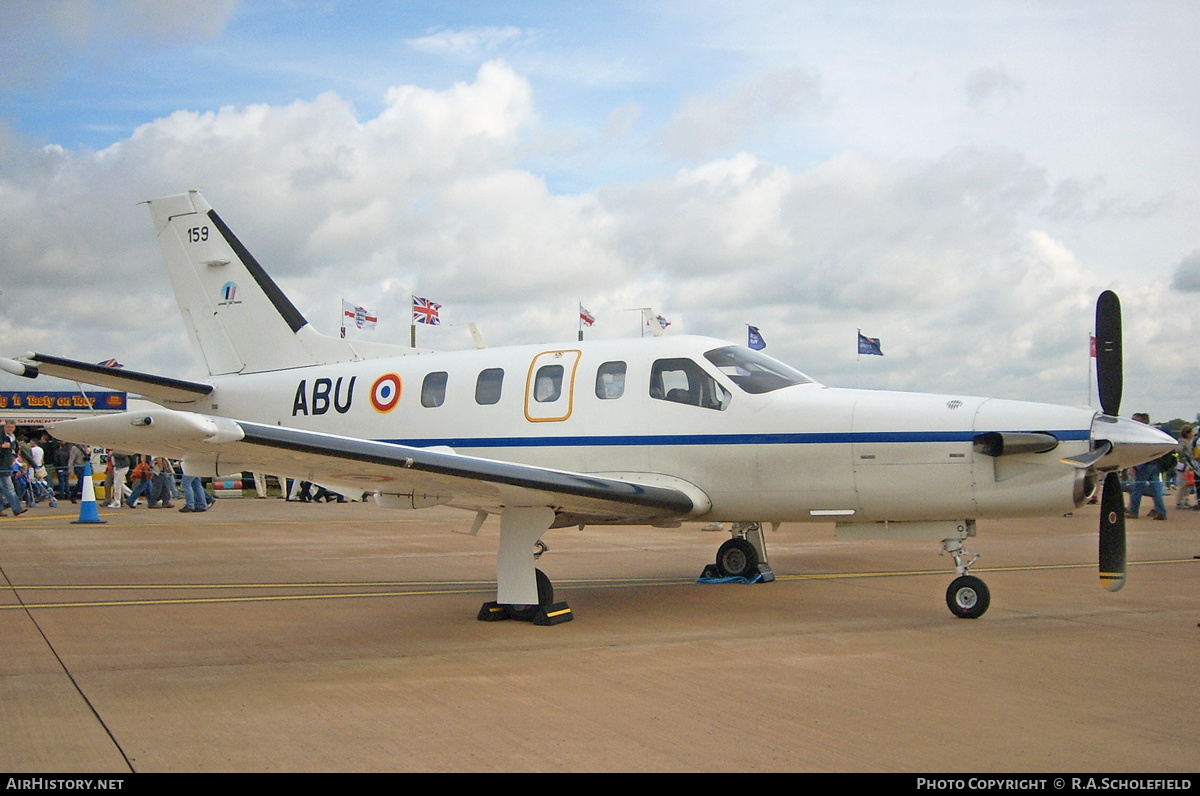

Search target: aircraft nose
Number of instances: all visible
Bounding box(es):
[1092,415,1177,471]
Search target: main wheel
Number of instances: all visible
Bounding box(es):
[505,568,555,620]
[946,575,990,619]
[715,538,759,578]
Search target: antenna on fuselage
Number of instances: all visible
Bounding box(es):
[625,307,667,337]
[449,323,486,349]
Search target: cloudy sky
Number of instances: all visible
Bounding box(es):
[1,0,1197,421]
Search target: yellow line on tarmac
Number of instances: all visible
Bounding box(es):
[2,558,1192,611]
[3,587,496,610]
[0,512,462,527]
[772,557,1197,582]
[12,580,499,591]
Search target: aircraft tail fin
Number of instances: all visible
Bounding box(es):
[146,191,412,375]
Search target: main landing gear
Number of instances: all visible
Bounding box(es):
[478,566,572,625]
[477,507,572,626]
[941,536,990,619]
[703,522,775,582]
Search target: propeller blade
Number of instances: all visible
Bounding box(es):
[1098,471,1126,592]
[1095,290,1123,417]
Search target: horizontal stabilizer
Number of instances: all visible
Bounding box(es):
[17,353,213,405]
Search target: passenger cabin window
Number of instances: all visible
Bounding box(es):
[475,368,504,405]
[421,371,448,408]
[649,358,730,410]
[702,346,812,394]
[595,361,626,399]
[533,364,564,403]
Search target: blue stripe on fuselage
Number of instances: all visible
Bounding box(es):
[377,429,1091,450]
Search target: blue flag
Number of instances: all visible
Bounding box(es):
[858,332,883,356]
[747,325,766,350]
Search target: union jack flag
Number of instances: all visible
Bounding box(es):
[96,358,124,368]
[412,296,442,325]
[579,305,596,327]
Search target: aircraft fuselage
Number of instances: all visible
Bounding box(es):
[192,334,1096,524]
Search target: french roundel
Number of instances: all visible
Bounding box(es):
[370,373,402,412]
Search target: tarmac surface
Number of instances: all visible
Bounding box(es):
[0,493,1197,773]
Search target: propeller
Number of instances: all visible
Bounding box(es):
[1095,290,1123,416]
[1094,290,1126,592]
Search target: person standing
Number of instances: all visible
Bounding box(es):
[67,443,88,503]
[0,421,27,516]
[1128,413,1168,520]
[125,455,154,508]
[52,437,72,500]
[106,451,131,508]
[179,473,208,513]
[1175,425,1197,510]
[148,457,175,508]
[24,437,57,507]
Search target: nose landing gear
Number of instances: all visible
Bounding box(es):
[705,522,775,582]
[941,537,989,619]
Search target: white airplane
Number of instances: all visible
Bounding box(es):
[2,191,1175,624]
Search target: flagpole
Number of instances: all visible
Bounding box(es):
[340,297,346,339]
[1087,335,1093,407]
[578,302,583,342]
[410,295,416,348]
[856,328,861,389]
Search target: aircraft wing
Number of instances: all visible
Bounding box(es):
[4,353,213,405]
[49,408,703,527]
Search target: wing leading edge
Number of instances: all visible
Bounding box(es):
[49,408,704,527]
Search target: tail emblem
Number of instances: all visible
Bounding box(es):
[220,281,241,305]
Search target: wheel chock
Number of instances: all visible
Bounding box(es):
[477,601,508,621]
[531,601,573,626]
[697,565,775,584]
[476,600,573,624]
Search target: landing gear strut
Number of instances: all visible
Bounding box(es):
[941,536,989,619]
[477,507,573,625]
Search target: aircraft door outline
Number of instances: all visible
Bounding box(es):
[524,349,582,422]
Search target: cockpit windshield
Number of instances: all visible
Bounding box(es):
[703,345,813,394]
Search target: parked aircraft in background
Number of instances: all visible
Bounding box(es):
[1,191,1174,624]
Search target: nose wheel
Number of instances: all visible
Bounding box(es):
[941,536,989,618]
[946,575,990,619]
[703,522,775,581]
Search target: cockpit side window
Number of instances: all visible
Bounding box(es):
[703,346,812,394]
[649,358,730,410]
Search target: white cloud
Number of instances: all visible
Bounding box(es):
[1172,250,1200,292]
[657,69,823,161]
[406,26,536,58]
[965,66,1024,109]
[0,0,239,89]
[0,58,1196,421]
